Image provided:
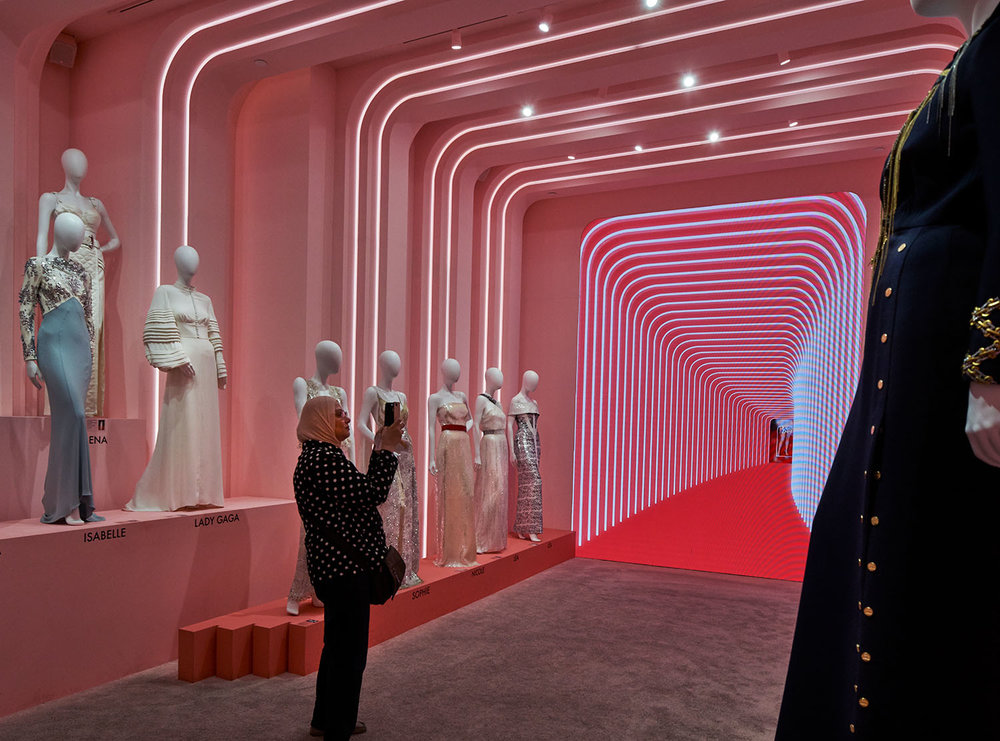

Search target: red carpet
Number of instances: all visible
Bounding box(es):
[578,463,809,581]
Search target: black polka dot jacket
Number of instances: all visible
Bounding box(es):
[293,440,398,585]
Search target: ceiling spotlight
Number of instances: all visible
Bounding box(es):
[681,74,696,88]
[567,155,576,160]
[634,144,644,152]
[707,131,721,142]
[521,105,534,117]
[643,0,661,8]
[451,30,462,50]
[788,120,799,127]
[538,7,553,33]
[778,51,791,66]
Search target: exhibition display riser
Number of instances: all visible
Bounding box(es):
[0,416,148,521]
[0,497,300,718]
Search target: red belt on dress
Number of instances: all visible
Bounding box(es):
[441,424,466,431]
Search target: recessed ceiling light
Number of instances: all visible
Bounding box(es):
[788,120,799,127]
[539,7,553,33]
[708,131,721,142]
[634,144,644,152]
[567,155,576,160]
[778,51,791,66]
[643,0,661,8]
[451,30,462,50]
[521,105,534,117]
[681,74,696,88]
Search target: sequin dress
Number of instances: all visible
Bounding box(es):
[288,381,351,607]
[510,396,542,535]
[374,387,422,586]
[126,282,227,511]
[475,394,509,553]
[51,194,105,417]
[434,402,477,567]
[19,256,95,523]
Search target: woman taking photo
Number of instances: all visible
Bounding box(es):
[294,394,405,739]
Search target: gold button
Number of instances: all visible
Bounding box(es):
[850,723,856,733]
[861,651,871,662]
[860,514,864,522]
[875,471,881,480]
[859,697,870,708]
[880,333,888,343]
[863,606,874,617]
[863,469,867,477]
[858,558,862,567]
[884,287,892,298]
[877,379,884,389]
[854,684,858,693]
[871,516,879,526]
[867,561,877,572]
[870,425,876,435]
[897,242,906,252]
[856,643,860,652]
[858,601,862,609]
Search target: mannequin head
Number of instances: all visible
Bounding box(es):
[61,148,88,183]
[441,358,461,384]
[485,367,503,391]
[315,341,342,376]
[53,212,85,255]
[378,350,401,379]
[910,0,990,31]
[522,370,539,393]
[174,245,199,284]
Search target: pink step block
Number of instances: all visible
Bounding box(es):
[288,618,324,676]
[177,618,219,683]
[252,616,290,678]
[215,616,255,680]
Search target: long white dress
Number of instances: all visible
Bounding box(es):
[126,282,227,511]
[474,394,508,553]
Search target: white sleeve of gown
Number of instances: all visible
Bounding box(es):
[142,285,189,370]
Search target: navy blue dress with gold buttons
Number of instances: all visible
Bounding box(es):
[776,9,1000,739]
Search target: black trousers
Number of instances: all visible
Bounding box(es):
[312,573,371,740]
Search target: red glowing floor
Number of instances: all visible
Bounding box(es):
[578,462,809,581]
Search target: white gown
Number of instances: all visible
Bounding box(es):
[126,282,227,511]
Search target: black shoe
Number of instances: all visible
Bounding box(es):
[353,721,367,735]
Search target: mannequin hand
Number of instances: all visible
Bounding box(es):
[966,382,1000,467]
[509,453,516,466]
[218,375,227,390]
[176,362,195,377]
[474,454,481,467]
[26,361,43,389]
[429,460,438,476]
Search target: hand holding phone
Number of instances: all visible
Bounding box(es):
[384,401,399,427]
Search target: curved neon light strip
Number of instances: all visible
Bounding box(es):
[572,195,866,547]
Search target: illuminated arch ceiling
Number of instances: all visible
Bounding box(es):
[53,0,962,547]
[574,194,866,545]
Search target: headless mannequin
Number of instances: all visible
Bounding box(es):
[474,367,504,466]
[908,0,1000,466]
[36,149,119,258]
[507,370,541,541]
[358,350,409,447]
[427,358,473,475]
[174,246,226,389]
[27,213,91,525]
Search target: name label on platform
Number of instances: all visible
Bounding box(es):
[84,527,126,543]
[410,586,431,600]
[470,566,486,576]
[88,435,108,445]
[547,541,552,549]
[512,553,519,563]
[194,512,241,528]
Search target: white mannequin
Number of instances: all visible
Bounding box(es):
[173,246,226,389]
[474,367,504,466]
[427,358,473,475]
[358,350,408,446]
[292,340,350,458]
[28,213,88,526]
[36,149,119,258]
[910,0,1000,466]
[507,370,541,542]
[25,213,85,390]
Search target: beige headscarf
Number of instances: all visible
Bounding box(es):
[296,395,343,445]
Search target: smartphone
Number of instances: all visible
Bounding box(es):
[384,401,399,427]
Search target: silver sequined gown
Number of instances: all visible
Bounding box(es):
[374,388,421,587]
[287,380,352,606]
[474,394,508,553]
[512,410,542,535]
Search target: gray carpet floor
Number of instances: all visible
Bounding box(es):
[0,558,801,740]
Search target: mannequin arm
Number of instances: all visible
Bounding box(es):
[143,286,190,370]
[25,361,43,389]
[506,412,516,465]
[94,198,120,253]
[35,193,55,257]
[966,382,1000,467]
[18,258,41,362]
[427,396,438,474]
[292,377,308,417]
[357,386,379,442]
[336,386,355,464]
[473,395,487,465]
[206,298,227,382]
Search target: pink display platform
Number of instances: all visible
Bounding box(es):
[0,416,148,521]
[178,529,576,682]
[0,497,300,718]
